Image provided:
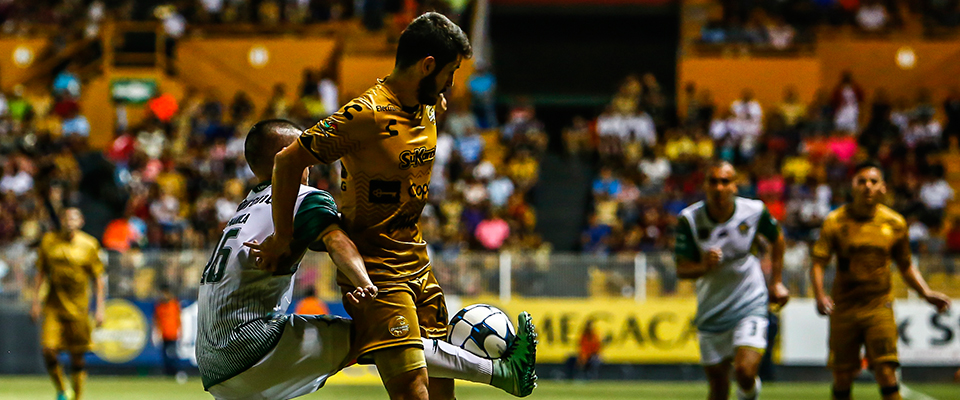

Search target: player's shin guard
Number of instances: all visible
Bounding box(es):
[421,338,493,384]
[832,386,852,400]
[44,358,66,393]
[71,365,86,400]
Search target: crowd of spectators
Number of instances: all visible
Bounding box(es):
[700,0,960,49]
[568,71,960,295]
[0,46,548,295]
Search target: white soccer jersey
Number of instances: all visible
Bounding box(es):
[674,197,781,333]
[196,182,341,389]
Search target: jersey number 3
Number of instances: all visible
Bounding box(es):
[201,228,240,284]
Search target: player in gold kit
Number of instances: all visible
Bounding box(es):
[811,161,951,400]
[30,208,105,400]
[247,12,536,400]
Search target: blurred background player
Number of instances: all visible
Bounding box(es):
[154,283,182,379]
[206,120,537,400]
[811,161,952,400]
[565,319,602,381]
[250,13,498,400]
[30,208,105,400]
[675,161,789,400]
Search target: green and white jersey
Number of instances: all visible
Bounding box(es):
[196,182,340,389]
[675,197,780,333]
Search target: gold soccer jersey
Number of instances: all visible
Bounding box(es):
[300,80,438,283]
[811,204,910,308]
[37,231,104,321]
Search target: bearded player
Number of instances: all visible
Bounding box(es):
[199,120,537,399]
[675,161,789,400]
[811,161,950,400]
[31,208,106,400]
[246,12,537,400]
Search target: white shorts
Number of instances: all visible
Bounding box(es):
[208,315,354,400]
[698,315,768,366]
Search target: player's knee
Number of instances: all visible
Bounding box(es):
[42,350,58,367]
[873,363,899,386]
[832,369,855,388]
[375,346,428,397]
[384,368,428,400]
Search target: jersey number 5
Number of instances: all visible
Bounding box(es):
[201,228,240,284]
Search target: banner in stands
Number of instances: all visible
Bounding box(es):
[460,297,700,364]
[781,298,960,366]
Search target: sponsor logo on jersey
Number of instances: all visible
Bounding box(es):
[399,146,436,170]
[389,316,410,337]
[427,106,436,123]
[408,182,429,200]
[377,105,400,112]
[237,194,272,212]
[369,180,401,204]
[316,119,338,135]
[738,221,749,235]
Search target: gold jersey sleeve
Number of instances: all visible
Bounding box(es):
[300,81,438,282]
[38,232,103,320]
[813,205,908,307]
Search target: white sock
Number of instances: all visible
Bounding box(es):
[737,376,761,400]
[421,338,494,384]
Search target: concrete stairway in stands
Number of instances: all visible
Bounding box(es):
[533,152,593,251]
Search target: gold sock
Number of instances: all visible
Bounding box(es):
[71,370,86,400]
[46,363,65,393]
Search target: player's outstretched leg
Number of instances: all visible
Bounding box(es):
[491,312,538,397]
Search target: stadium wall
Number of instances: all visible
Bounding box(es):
[0,38,51,91]
[679,40,960,121]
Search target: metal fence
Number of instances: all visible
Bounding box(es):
[1,243,959,305]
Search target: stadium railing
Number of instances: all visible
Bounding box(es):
[1,246,958,304]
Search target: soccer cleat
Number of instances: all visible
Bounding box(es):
[56,389,74,400]
[491,311,538,397]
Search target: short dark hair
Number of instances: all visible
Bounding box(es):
[395,12,472,70]
[245,119,302,176]
[853,160,885,181]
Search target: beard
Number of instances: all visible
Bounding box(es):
[417,69,443,106]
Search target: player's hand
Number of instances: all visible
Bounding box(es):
[30,302,41,323]
[344,285,378,307]
[705,248,723,272]
[816,295,834,316]
[95,308,105,327]
[769,282,790,308]
[923,291,951,314]
[244,234,291,272]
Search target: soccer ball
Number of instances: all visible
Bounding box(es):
[448,304,516,359]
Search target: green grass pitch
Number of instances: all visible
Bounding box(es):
[0,377,957,400]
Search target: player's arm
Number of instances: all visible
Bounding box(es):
[675,217,716,279]
[758,207,789,307]
[30,243,47,322]
[89,243,107,326]
[892,225,951,313]
[290,191,377,303]
[810,216,835,315]
[253,103,375,271]
[321,230,378,304]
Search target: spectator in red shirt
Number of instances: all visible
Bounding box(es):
[294,287,330,316]
[566,320,602,380]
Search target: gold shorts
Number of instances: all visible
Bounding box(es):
[42,310,92,354]
[828,302,899,371]
[342,268,448,362]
